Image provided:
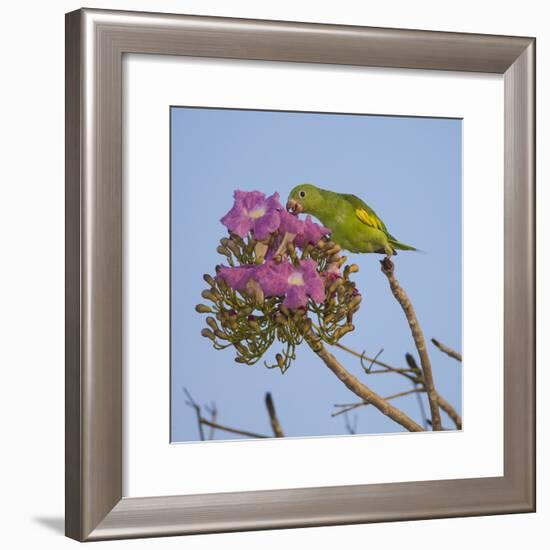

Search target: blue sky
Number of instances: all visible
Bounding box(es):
[171,106,462,442]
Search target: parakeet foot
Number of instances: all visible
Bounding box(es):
[380,256,394,276]
[384,243,396,256]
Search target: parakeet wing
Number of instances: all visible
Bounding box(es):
[341,193,389,233]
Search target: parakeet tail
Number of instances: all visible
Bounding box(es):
[389,239,418,252]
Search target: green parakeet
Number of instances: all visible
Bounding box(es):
[287,183,417,256]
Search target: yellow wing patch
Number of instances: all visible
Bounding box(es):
[355,208,384,231]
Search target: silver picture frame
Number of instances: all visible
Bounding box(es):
[65,8,535,541]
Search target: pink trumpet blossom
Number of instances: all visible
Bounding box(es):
[256,259,325,309]
[220,190,282,240]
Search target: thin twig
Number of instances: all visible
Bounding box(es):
[183,388,205,441]
[361,348,384,373]
[337,343,461,430]
[413,385,429,429]
[335,343,419,382]
[432,338,462,362]
[405,354,462,430]
[265,392,285,437]
[436,394,463,430]
[332,388,421,417]
[200,419,269,439]
[343,411,358,434]
[205,402,218,440]
[185,389,270,440]
[426,420,451,430]
[404,354,429,428]
[305,332,424,432]
[336,342,400,371]
[380,257,442,431]
[361,368,416,375]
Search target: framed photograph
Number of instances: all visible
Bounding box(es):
[65,8,535,541]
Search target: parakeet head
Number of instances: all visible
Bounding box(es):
[287,183,324,215]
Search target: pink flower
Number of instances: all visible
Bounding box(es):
[276,210,330,253]
[220,190,282,240]
[216,261,281,294]
[256,259,325,309]
[218,259,325,309]
[216,265,259,292]
[278,209,304,236]
[295,215,330,248]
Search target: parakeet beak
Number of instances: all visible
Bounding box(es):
[286,199,304,214]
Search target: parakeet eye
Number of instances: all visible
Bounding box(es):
[299,191,306,198]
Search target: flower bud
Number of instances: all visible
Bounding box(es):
[302,243,313,256]
[217,278,228,291]
[234,342,247,355]
[325,244,341,256]
[405,353,422,374]
[230,234,246,248]
[247,316,261,331]
[226,240,241,256]
[201,289,219,302]
[206,317,219,331]
[348,264,359,273]
[276,353,285,369]
[334,324,355,340]
[201,328,215,341]
[335,308,346,320]
[275,313,286,325]
[349,294,362,310]
[254,241,268,263]
[328,277,343,295]
[195,304,212,314]
[203,274,216,287]
[245,279,264,305]
[337,256,348,268]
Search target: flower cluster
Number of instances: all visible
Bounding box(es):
[196,190,362,372]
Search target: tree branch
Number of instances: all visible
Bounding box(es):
[183,388,205,441]
[184,388,270,440]
[200,419,269,439]
[335,342,413,376]
[264,392,285,437]
[336,344,461,431]
[305,332,424,432]
[343,412,358,435]
[435,394,462,430]
[332,388,421,417]
[380,258,442,431]
[205,403,218,440]
[335,343,419,383]
[405,354,462,430]
[431,338,462,362]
